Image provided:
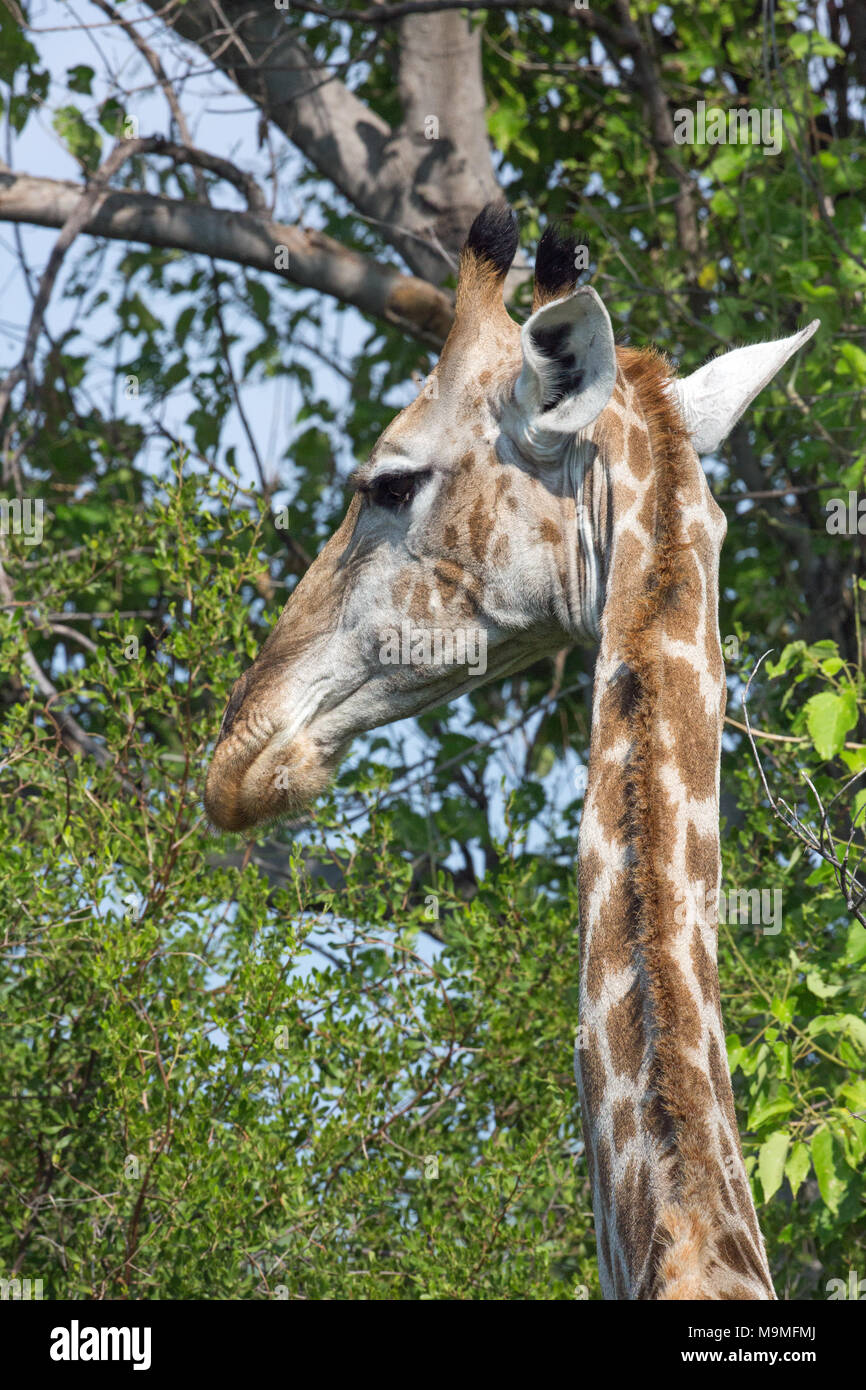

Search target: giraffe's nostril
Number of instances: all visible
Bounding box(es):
[217,672,248,744]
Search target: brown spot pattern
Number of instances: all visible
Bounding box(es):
[690,925,718,1006]
[585,879,636,1001]
[708,1034,738,1134]
[685,823,720,889]
[606,983,647,1080]
[391,571,411,607]
[627,424,652,479]
[602,410,624,458]
[468,494,492,562]
[409,581,433,621]
[579,1030,607,1112]
[612,1099,637,1149]
[662,657,719,802]
[661,956,703,1050]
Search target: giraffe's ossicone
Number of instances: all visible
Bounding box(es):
[205,204,818,1300]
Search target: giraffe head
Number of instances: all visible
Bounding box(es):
[204,203,817,833]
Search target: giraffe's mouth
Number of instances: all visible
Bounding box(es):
[203,660,355,831]
[203,625,559,833]
[204,719,348,832]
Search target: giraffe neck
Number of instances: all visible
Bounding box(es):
[575,354,775,1300]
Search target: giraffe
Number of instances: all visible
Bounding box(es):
[204,204,818,1299]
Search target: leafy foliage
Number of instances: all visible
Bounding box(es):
[1,0,864,1298]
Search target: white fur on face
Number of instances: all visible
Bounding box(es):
[205,288,620,831]
[204,425,608,830]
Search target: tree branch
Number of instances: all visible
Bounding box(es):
[0,169,454,347]
[610,0,700,266]
[137,0,502,279]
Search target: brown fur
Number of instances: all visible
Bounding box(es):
[532,276,580,312]
[611,347,768,1298]
[456,246,509,316]
[655,1204,715,1300]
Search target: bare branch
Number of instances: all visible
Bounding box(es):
[138,0,503,278]
[0,168,455,347]
[153,138,268,213]
[90,0,195,142]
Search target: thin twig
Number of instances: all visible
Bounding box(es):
[742,651,866,925]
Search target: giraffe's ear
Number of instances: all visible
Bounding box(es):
[670,320,820,456]
[514,287,616,435]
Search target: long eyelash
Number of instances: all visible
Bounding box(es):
[357,470,431,502]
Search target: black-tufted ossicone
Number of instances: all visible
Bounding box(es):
[464,202,519,278]
[534,223,588,305]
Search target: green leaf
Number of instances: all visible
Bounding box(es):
[805,971,844,1000]
[840,1014,866,1051]
[246,277,271,322]
[726,1033,746,1073]
[785,1142,811,1198]
[747,1093,794,1131]
[811,35,846,60]
[531,744,556,779]
[759,1130,790,1202]
[98,96,125,136]
[67,65,94,95]
[765,641,805,677]
[842,921,866,965]
[175,306,196,346]
[838,342,866,382]
[770,994,794,1026]
[487,102,528,156]
[803,689,858,759]
[840,746,866,773]
[810,1128,848,1215]
[52,105,102,171]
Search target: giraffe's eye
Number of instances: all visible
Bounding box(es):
[368,470,430,511]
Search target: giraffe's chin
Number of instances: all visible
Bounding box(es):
[203,729,343,832]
